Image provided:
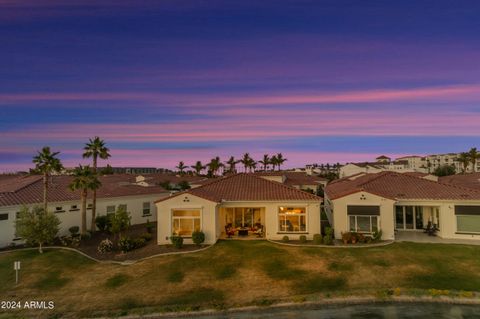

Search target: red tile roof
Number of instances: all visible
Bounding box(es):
[254,171,327,186]
[439,173,480,190]
[0,175,168,207]
[156,173,321,203]
[325,171,480,201]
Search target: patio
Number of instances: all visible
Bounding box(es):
[395,230,480,245]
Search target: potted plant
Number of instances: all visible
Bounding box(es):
[351,232,358,244]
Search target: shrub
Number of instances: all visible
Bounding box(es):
[132,237,146,249]
[282,235,289,242]
[109,207,131,240]
[313,233,323,245]
[95,215,110,232]
[170,235,184,249]
[97,238,114,254]
[81,231,92,240]
[140,233,153,241]
[118,237,135,253]
[146,219,155,234]
[341,232,351,244]
[68,226,80,237]
[192,230,205,245]
[372,229,383,242]
[323,227,334,245]
[15,206,60,253]
[299,235,307,243]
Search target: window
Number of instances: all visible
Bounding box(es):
[118,204,127,212]
[349,215,378,233]
[55,206,64,213]
[0,213,8,221]
[455,206,480,234]
[69,205,79,211]
[143,202,151,216]
[278,207,306,232]
[347,205,380,233]
[172,210,201,237]
[106,205,115,215]
[87,203,93,210]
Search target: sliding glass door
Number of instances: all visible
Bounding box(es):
[395,206,424,230]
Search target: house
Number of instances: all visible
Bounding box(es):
[0,174,169,247]
[324,171,480,242]
[254,171,328,192]
[155,173,322,244]
[440,172,480,190]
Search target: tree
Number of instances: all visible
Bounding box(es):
[158,180,172,190]
[69,165,101,235]
[83,137,111,232]
[458,152,470,174]
[190,161,206,175]
[225,156,240,174]
[275,153,287,170]
[468,147,480,172]
[15,206,60,253]
[207,157,223,176]
[240,153,252,172]
[109,206,131,242]
[176,161,187,175]
[270,155,278,171]
[178,180,191,191]
[32,146,64,213]
[100,164,114,175]
[246,158,257,172]
[259,154,270,171]
[433,164,456,177]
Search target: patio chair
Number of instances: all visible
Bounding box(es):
[254,225,264,238]
[225,225,235,238]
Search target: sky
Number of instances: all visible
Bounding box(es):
[1,0,480,172]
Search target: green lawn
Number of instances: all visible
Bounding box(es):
[1,241,480,318]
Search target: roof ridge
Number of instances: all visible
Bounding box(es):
[0,175,43,194]
[247,173,321,200]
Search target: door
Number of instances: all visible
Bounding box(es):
[405,206,414,229]
[395,206,404,230]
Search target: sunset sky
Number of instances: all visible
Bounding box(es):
[1,0,480,172]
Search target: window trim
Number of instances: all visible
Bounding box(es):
[277,206,308,234]
[142,202,152,217]
[455,214,480,234]
[349,215,379,234]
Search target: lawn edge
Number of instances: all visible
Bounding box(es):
[267,239,395,248]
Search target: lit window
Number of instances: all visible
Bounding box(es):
[172,210,201,237]
[278,207,306,232]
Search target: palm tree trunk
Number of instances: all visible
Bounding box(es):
[43,173,48,213]
[81,190,87,235]
[91,157,97,232]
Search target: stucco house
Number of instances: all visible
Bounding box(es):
[324,172,480,242]
[0,174,169,247]
[155,173,322,245]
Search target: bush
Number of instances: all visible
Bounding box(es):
[68,226,80,237]
[323,227,334,245]
[372,229,383,242]
[81,231,92,240]
[132,237,146,249]
[170,235,184,249]
[95,215,110,232]
[313,234,323,245]
[299,235,307,243]
[140,233,153,241]
[97,238,114,254]
[118,237,135,253]
[192,230,205,245]
[146,219,155,234]
[282,235,289,242]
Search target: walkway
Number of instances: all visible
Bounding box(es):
[395,231,480,245]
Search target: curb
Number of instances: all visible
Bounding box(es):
[267,239,395,248]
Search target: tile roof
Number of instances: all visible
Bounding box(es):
[0,174,168,207]
[254,171,327,186]
[439,173,480,190]
[325,171,480,201]
[156,173,321,203]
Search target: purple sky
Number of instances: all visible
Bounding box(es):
[1,0,480,172]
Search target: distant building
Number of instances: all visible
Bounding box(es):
[108,167,158,174]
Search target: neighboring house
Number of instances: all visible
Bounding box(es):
[254,171,328,192]
[0,174,169,247]
[339,163,384,178]
[324,171,480,242]
[155,173,322,245]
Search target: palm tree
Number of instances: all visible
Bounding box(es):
[207,157,223,176]
[270,155,278,171]
[458,152,470,174]
[246,158,257,172]
[225,156,240,174]
[69,165,101,235]
[241,153,252,172]
[176,161,187,175]
[275,153,287,171]
[32,147,64,213]
[468,147,480,172]
[259,154,270,171]
[190,161,206,175]
[83,137,110,232]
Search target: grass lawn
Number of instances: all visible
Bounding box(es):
[1,241,480,318]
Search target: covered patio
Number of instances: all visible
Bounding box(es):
[219,207,266,239]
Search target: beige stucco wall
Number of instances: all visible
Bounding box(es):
[0,193,167,248]
[329,191,396,240]
[155,194,219,245]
